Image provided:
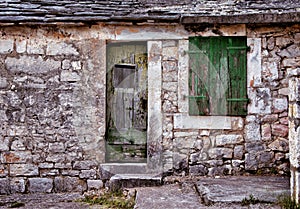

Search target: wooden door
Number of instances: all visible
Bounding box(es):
[106,42,147,162]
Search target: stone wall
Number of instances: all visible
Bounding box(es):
[0,23,298,194]
[0,26,106,194]
[161,24,299,177]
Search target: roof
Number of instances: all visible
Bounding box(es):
[0,0,299,25]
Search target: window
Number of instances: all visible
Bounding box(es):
[188,36,247,116]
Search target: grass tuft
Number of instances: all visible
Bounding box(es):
[241,194,260,206]
[277,194,300,209]
[79,189,136,209]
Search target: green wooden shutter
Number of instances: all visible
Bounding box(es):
[188,37,210,115]
[226,37,247,116]
[188,36,247,116]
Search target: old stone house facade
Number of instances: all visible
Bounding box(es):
[0,0,299,198]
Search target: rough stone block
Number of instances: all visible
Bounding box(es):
[0,137,9,151]
[245,153,258,171]
[278,44,300,58]
[48,142,65,153]
[261,124,271,140]
[163,71,177,82]
[262,61,278,82]
[87,180,103,190]
[47,41,79,56]
[244,121,261,142]
[216,135,243,146]
[79,169,97,179]
[71,61,82,70]
[0,77,8,89]
[62,59,71,69]
[289,77,300,102]
[233,145,244,160]
[61,71,81,82]
[0,178,10,194]
[16,39,26,53]
[39,168,59,177]
[61,169,80,176]
[1,151,32,163]
[189,165,208,176]
[248,88,271,114]
[162,46,178,61]
[258,151,274,164]
[0,39,13,54]
[46,154,65,163]
[54,176,87,192]
[5,55,60,75]
[273,98,288,113]
[27,39,44,54]
[272,124,288,137]
[28,178,53,193]
[173,152,188,170]
[208,148,233,159]
[39,163,54,169]
[268,138,289,152]
[283,58,300,67]
[173,138,196,150]
[162,82,177,92]
[73,160,98,170]
[11,138,26,151]
[247,38,262,88]
[278,87,289,96]
[10,164,39,177]
[245,142,265,153]
[10,178,26,193]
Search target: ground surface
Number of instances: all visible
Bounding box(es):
[0,176,290,209]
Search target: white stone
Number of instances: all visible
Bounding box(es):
[28,178,53,193]
[0,39,13,54]
[62,59,71,69]
[10,164,39,177]
[216,135,244,146]
[208,148,233,159]
[273,98,288,113]
[279,88,289,96]
[247,38,262,88]
[174,131,198,138]
[0,137,9,151]
[248,88,271,114]
[27,39,44,54]
[162,82,177,92]
[47,41,79,56]
[10,178,26,193]
[289,77,300,102]
[6,55,60,74]
[16,39,26,53]
[87,180,103,190]
[177,40,189,113]
[147,41,163,170]
[71,61,82,70]
[244,119,261,142]
[174,114,235,130]
[262,61,278,82]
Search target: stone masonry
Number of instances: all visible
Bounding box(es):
[0,23,298,194]
[0,26,106,193]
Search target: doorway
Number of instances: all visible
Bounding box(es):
[106,42,148,163]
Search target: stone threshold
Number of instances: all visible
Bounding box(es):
[100,163,162,190]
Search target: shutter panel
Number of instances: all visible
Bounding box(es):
[227,37,247,115]
[189,37,210,115]
[188,36,247,116]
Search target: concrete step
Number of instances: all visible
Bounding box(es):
[109,173,162,191]
[100,163,147,174]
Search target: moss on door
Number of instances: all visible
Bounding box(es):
[106,42,148,162]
